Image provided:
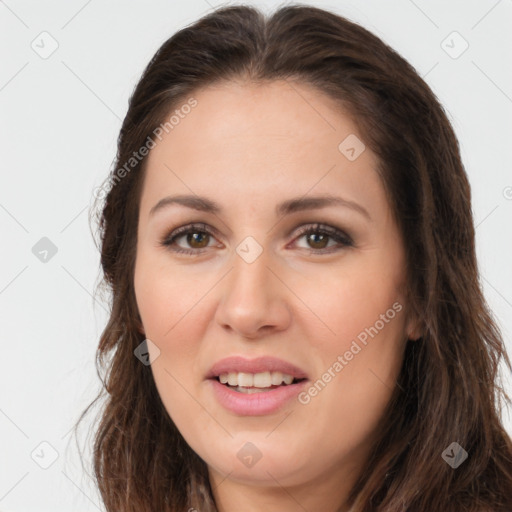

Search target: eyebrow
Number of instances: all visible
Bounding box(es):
[149,193,371,220]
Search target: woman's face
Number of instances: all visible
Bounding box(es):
[134,80,418,495]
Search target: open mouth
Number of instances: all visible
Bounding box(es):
[208,365,309,415]
[213,371,307,394]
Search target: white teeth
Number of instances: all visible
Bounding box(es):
[233,386,270,394]
[217,371,297,388]
[253,371,271,387]
[271,371,283,385]
[238,373,253,387]
[282,374,294,385]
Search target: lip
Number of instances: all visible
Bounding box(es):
[206,355,309,416]
[206,355,309,380]
[208,378,308,416]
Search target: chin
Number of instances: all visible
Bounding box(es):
[200,440,309,486]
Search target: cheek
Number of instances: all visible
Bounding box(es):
[297,260,407,436]
[134,253,209,427]
[134,249,208,344]
[134,257,213,443]
[305,259,405,351]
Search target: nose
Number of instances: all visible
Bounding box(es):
[214,247,292,339]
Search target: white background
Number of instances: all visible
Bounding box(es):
[1,0,511,510]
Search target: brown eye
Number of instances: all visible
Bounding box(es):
[160,222,353,256]
[293,223,353,253]
[160,223,217,255]
[184,231,210,249]
[305,232,329,250]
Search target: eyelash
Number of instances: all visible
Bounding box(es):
[159,222,354,256]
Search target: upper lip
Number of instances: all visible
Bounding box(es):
[206,356,309,380]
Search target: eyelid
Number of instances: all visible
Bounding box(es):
[159,223,221,251]
[160,221,354,255]
[291,223,353,246]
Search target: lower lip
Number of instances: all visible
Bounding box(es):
[208,378,308,416]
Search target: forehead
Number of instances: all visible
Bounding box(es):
[141,80,386,218]
[150,79,363,160]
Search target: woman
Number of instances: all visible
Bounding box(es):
[77,4,512,511]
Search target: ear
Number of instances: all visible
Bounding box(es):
[405,313,422,341]
[134,314,146,336]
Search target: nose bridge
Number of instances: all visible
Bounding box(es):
[215,240,290,336]
[228,240,275,303]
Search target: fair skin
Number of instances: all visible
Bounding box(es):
[134,79,420,512]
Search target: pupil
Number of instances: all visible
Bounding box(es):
[188,232,208,248]
[308,233,328,249]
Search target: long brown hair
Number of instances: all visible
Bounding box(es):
[75,4,512,511]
